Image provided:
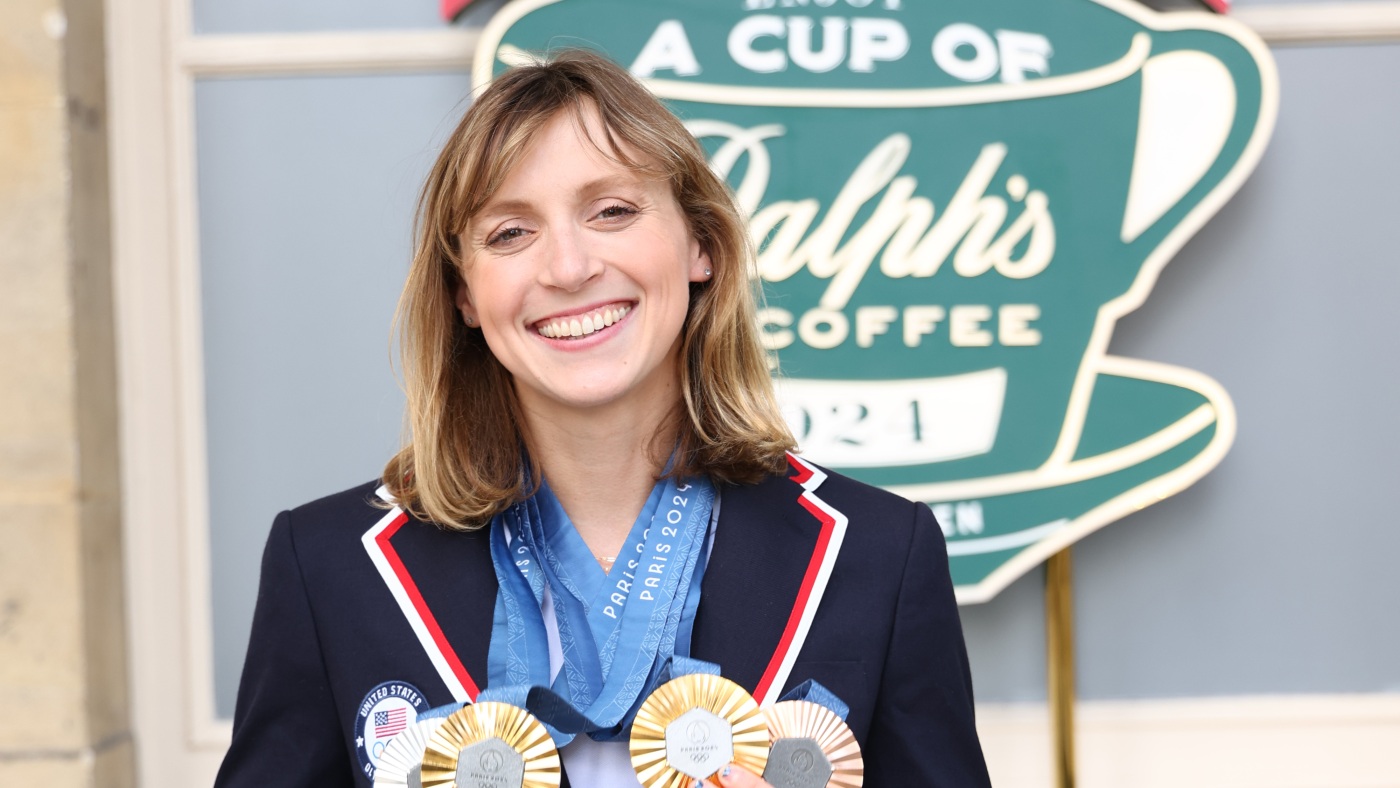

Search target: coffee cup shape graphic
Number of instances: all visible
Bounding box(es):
[476,0,1277,600]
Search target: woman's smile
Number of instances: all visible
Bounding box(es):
[534,301,634,341]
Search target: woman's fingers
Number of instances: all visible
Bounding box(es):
[692,762,776,787]
[713,762,775,787]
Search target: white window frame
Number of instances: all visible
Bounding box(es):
[104,0,1400,785]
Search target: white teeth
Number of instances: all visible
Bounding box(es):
[536,304,631,339]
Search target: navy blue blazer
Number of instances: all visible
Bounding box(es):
[215,456,990,787]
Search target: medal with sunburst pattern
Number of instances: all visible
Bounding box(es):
[762,700,863,788]
[373,717,446,787]
[629,674,769,788]
[419,702,560,788]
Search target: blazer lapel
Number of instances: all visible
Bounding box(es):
[361,495,497,703]
[691,455,849,706]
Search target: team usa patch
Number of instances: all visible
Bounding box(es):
[354,680,429,780]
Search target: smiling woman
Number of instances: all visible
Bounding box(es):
[214,49,990,788]
[386,51,792,532]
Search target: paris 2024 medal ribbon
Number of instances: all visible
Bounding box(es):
[762,701,863,788]
[419,702,561,788]
[630,673,769,788]
[374,717,447,788]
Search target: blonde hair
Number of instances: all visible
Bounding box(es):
[383,49,794,529]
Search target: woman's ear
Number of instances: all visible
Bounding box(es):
[454,281,478,327]
[687,241,714,284]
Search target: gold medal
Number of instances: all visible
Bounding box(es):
[629,674,769,788]
[420,702,561,788]
[374,717,446,788]
[762,701,863,788]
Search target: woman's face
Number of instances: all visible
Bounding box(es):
[456,105,710,420]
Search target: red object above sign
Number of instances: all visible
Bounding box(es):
[442,0,1230,23]
[441,0,474,23]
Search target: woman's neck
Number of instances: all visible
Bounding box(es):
[522,395,679,562]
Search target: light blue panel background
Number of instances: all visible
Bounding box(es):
[199,42,1400,716]
[962,42,1400,702]
[192,0,506,34]
[1073,41,1400,699]
[195,72,476,716]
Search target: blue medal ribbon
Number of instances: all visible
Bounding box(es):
[778,679,850,722]
[416,701,467,722]
[483,471,715,745]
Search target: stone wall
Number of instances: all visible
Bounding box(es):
[0,0,133,784]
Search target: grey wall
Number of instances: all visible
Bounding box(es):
[196,72,476,715]
[185,0,1353,33]
[195,39,1400,715]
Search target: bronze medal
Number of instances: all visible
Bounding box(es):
[762,700,863,788]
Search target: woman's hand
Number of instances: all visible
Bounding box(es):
[695,762,773,788]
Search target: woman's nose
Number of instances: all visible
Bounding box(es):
[540,225,603,291]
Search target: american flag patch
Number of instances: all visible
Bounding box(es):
[375,707,408,738]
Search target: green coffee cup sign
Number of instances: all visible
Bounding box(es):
[474,0,1277,602]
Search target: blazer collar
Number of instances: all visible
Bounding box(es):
[362,454,849,709]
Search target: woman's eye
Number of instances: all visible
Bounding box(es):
[487,226,528,246]
[597,204,638,221]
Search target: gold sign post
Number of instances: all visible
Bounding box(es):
[1046,548,1076,788]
